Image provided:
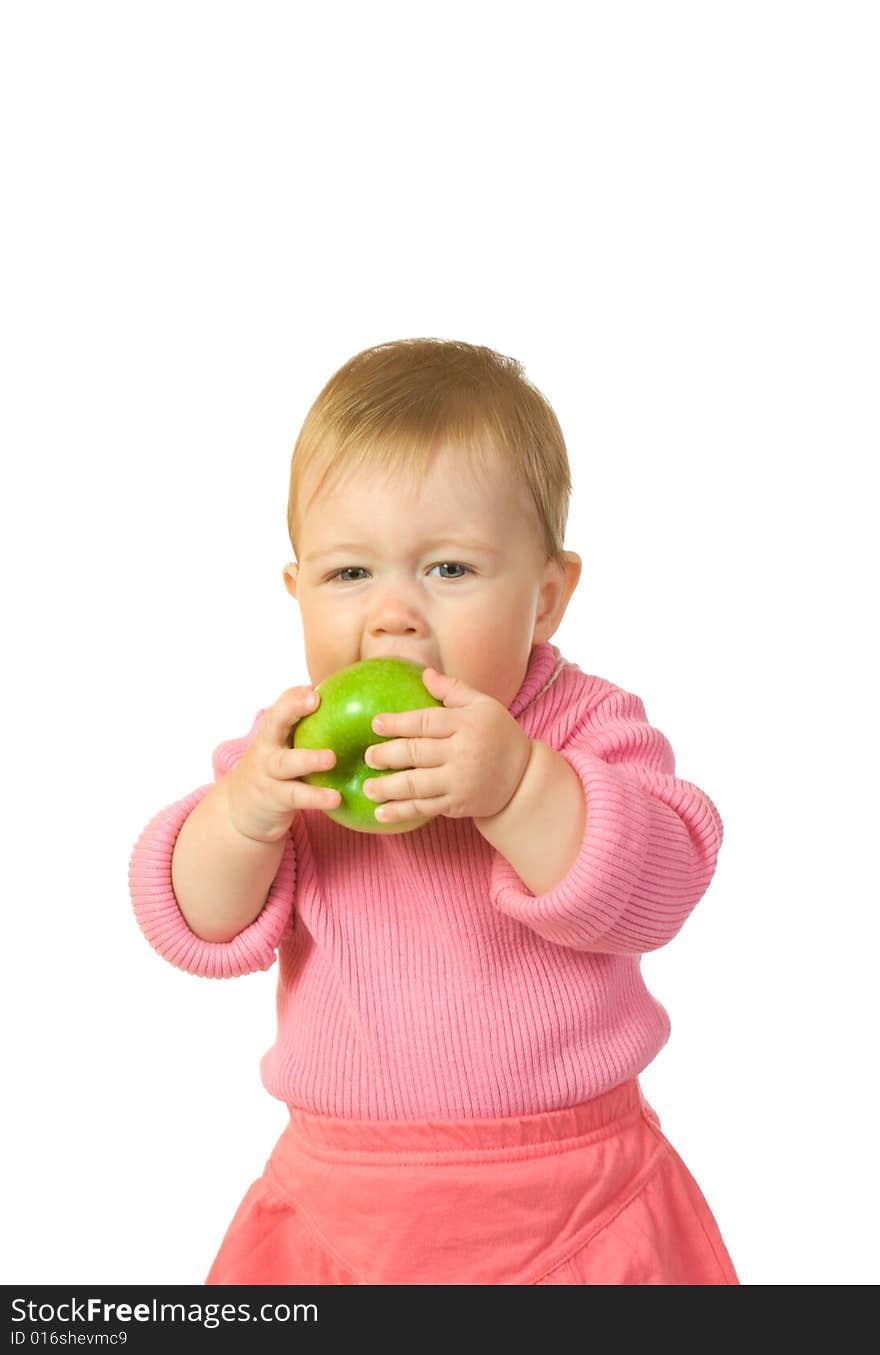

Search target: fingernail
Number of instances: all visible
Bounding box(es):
[372,717,384,733]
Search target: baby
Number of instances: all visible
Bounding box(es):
[129,337,739,1285]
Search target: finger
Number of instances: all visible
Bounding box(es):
[420,667,481,708]
[363,736,448,772]
[372,793,447,826]
[289,780,342,813]
[263,686,321,748]
[269,745,337,780]
[362,766,446,805]
[370,706,458,740]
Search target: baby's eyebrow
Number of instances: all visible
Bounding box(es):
[303,543,374,562]
[304,539,501,563]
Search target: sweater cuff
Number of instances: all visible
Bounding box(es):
[489,744,656,952]
[128,786,296,978]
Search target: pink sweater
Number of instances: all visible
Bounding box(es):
[128,642,724,1120]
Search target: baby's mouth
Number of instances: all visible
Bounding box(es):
[367,649,432,669]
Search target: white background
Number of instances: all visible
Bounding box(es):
[2,1,877,1287]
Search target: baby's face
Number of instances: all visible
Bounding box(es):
[284,444,579,709]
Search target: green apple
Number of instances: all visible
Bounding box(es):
[288,657,443,834]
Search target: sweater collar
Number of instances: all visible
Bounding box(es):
[508,642,566,720]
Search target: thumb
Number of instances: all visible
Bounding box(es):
[421,666,478,708]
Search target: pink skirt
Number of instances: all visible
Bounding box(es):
[205,1079,738,1285]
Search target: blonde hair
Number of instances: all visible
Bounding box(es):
[286,337,573,567]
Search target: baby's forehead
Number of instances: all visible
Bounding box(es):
[317,445,520,507]
[295,442,545,551]
[325,472,530,532]
[349,446,498,487]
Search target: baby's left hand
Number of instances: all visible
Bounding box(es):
[362,667,533,825]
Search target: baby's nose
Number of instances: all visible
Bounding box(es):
[369,581,426,627]
[370,605,429,643]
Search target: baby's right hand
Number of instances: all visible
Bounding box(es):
[224,686,341,844]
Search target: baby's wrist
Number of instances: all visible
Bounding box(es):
[475,736,536,830]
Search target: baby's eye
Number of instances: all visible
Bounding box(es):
[326,563,472,584]
[329,567,369,583]
[429,562,472,580]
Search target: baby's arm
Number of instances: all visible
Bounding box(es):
[128,685,340,977]
[485,684,724,954]
[171,780,287,942]
[475,739,586,895]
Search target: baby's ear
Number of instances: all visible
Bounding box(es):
[282,562,299,598]
[533,551,582,644]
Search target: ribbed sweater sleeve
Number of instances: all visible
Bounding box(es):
[490,685,724,954]
[127,711,296,978]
